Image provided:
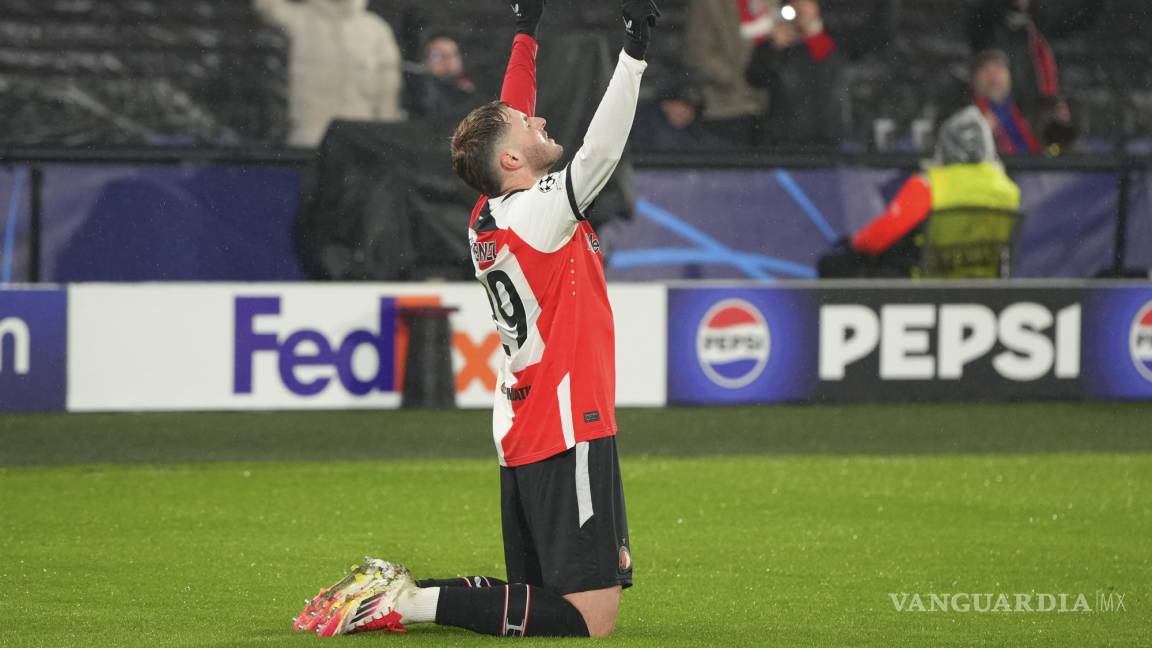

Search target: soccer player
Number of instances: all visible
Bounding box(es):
[292,0,659,638]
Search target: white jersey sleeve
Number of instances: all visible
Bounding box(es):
[499,168,581,253]
[568,51,647,213]
[500,51,647,254]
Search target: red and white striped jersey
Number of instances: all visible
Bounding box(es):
[469,51,647,467]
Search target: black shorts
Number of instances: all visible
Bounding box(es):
[500,436,632,595]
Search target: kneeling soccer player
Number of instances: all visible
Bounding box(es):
[291,0,658,638]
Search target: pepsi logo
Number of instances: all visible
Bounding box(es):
[696,299,771,389]
[1130,300,1152,383]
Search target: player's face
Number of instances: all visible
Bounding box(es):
[502,107,564,173]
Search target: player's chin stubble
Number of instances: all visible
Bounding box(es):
[527,141,564,173]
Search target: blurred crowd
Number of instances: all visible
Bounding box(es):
[251,0,1110,157]
[634,0,1097,156]
[242,0,1139,280]
[252,0,478,146]
[0,0,1139,155]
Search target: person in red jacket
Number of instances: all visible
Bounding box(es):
[820,106,1022,277]
[853,106,1020,254]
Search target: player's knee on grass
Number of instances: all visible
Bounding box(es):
[564,586,622,638]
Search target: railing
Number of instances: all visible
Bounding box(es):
[1,147,1148,282]
[4,146,1147,170]
[635,151,1150,277]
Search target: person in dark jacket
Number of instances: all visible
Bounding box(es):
[971,49,1044,155]
[744,0,844,150]
[966,0,1099,153]
[404,34,477,119]
[630,78,724,151]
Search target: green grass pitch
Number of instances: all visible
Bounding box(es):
[2,403,1150,646]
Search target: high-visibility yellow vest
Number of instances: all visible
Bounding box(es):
[928,162,1021,212]
[919,163,1023,278]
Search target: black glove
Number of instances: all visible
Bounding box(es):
[830,236,855,255]
[510,0,545,38]
[622,0,660,60]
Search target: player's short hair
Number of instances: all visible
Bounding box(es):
[451,100,509,197]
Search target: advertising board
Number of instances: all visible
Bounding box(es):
[67,283,666,411]
[0,289,67,412]
[668,285,1091,404]
[1082,287,1152,400]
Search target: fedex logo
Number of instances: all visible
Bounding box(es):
[233,296,397,397]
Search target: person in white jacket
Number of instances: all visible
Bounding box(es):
[254,0,404,146]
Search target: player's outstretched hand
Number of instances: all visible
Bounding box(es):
[510,0,546,37]
[622,0,660,60]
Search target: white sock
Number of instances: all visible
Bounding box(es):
[396,586,440,624]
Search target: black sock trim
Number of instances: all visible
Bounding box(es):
[435,584,589,637]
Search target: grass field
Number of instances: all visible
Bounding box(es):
[2,403,1150,646]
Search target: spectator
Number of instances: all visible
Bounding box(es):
[971,49,1061,155]
[967,0,1098,108]
[823,106,1021,277]
[404,35,477,119]
[966,0,1097,152]
[684,0,769,145]
[631,78,724,152]
[744,0,844,150]
[254,0,404,147]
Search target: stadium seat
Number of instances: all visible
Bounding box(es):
[0,0,287,145]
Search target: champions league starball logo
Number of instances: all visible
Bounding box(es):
[696,299,771,389]
[537,174,558,193]
[1130,300,1152,383]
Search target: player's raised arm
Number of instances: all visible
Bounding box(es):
[470,1,543,212]
[501,0,545,116]
[566,0,659,213]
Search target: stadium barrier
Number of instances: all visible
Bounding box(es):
[61,283,666,412]
[2,281,1150,413]
[669,281,1152,404]
[0,149,1148,283]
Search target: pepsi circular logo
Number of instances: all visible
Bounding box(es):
[1130,300,1152,383]
[696,299,771,389]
